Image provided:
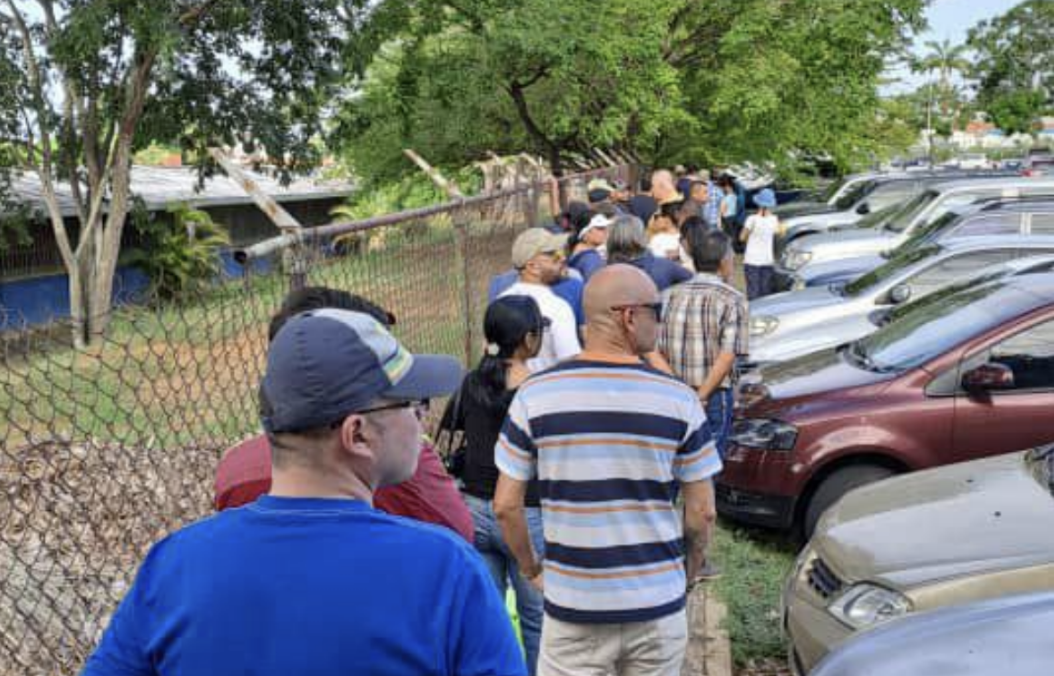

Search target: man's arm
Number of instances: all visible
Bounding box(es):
[494,473,543,588]
[683,480,717,583]
[697,351,735,402]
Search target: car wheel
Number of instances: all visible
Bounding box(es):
[802,465,896,541]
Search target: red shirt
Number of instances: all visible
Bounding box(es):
[214,435,475,543]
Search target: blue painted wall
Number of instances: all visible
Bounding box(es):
[0,252,273,329]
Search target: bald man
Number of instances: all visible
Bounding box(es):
[650,169,681,207]
[494,265,723,676]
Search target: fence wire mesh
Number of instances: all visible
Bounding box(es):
[0,165,631,675]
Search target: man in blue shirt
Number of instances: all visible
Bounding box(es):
[82,310,527,676]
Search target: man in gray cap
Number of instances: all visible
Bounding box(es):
[500,228,582,372]
[82,310,527,676]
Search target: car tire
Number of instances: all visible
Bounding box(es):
[803,465,896,541]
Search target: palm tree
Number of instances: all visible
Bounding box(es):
[913,39,971,118]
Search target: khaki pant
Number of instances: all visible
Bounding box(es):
[538,610,688,676]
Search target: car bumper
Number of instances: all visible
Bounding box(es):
[783,549,856,674]
[716,445,799,530]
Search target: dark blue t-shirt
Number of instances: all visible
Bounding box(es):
[631,252,692,291]
[488,271,585,326]
[82,496,526,676]
[567,249,605,282]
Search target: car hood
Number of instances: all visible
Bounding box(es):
[776,201,837,218]
[750,314,877,364]
[792,229,899,260]
[751,286,842,316]
[797,255,885,286]
[815,453,1054,589]
[750,347,892,400]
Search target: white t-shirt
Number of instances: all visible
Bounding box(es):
[499,281,581,372]
[743,214,782,266]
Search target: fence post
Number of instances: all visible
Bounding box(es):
[454,208,475,366]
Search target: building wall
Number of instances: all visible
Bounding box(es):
[0,197,341,329]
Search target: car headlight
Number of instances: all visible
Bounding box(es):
[790,277,807,291]
[783,249,813,271]
[750,315,779,337]
[730,418,798,451]
[828,584,912,629]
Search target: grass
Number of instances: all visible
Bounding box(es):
[0,216,516,453]
[712,521,798,668]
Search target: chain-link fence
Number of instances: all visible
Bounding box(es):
[0,164,632,675]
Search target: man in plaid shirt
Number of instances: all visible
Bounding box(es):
[659,229,749,462]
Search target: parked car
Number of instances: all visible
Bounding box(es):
[1024,152,1054,177]
[946,153,990,170]
[788,198,1054,290]
[777,171,1016,248]
[748,237,1054,365]
[719,273,1054,540]
[785,447,1054,675]
[779,177,1054,279]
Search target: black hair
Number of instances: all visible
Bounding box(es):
[679,215,708,240]
[638,176,652,193]
[465,296,545,413]
[268,286,394,342]
[683,228,731,273]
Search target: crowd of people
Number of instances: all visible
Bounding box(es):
[82,166,774,676]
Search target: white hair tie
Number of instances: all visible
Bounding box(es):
[485,343,501,356]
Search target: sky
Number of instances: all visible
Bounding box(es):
[882,0,1022,95]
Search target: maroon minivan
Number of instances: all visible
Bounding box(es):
[719,273,1054,539]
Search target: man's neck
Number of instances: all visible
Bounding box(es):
[581,337,640,362]
[269,466,374,504]
[517,273,547,287]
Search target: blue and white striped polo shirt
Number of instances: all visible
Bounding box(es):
[495,355,722,624]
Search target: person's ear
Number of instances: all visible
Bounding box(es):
[338,414,377,465]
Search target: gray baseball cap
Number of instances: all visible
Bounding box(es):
[261,309,462,433]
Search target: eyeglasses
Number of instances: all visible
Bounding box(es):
[329,399,427,428]
[610,303,663,318]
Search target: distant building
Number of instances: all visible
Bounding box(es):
[1,166,354,327]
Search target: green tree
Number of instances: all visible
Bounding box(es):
[334,0,927,183]
[0,0,357,347]
[967,0,1053,134]
[912,39,970,119]
[334,0,689,180]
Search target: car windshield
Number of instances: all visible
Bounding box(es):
[882,191,937,234]
[1026,445,1054,496]
[833,180,876,210]
[852,203,901,230]
[820,177,853,203]
[851,281,1036,373]
[876,267,1013,326]
[886,211,961,257]
[843,245,940,298]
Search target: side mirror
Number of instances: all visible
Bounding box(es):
[962,363,1015,393]
[889,284,912,305]
[857,202,871,215]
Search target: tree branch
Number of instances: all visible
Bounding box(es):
[178,0,223,27]
[3,0,76,268]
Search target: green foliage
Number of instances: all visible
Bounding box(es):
[125,203,231,301]
[967,0,1053,134]
[331,168,482,220]
[333,0,927,182]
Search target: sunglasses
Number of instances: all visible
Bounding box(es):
[610,303,663,318]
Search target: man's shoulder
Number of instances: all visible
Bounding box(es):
[670,276,745,301]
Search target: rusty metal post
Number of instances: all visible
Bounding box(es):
[453,208,475,366]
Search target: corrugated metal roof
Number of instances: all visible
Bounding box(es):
[10,166,354,218]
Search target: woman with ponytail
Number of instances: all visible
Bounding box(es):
[457,295,547,675]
